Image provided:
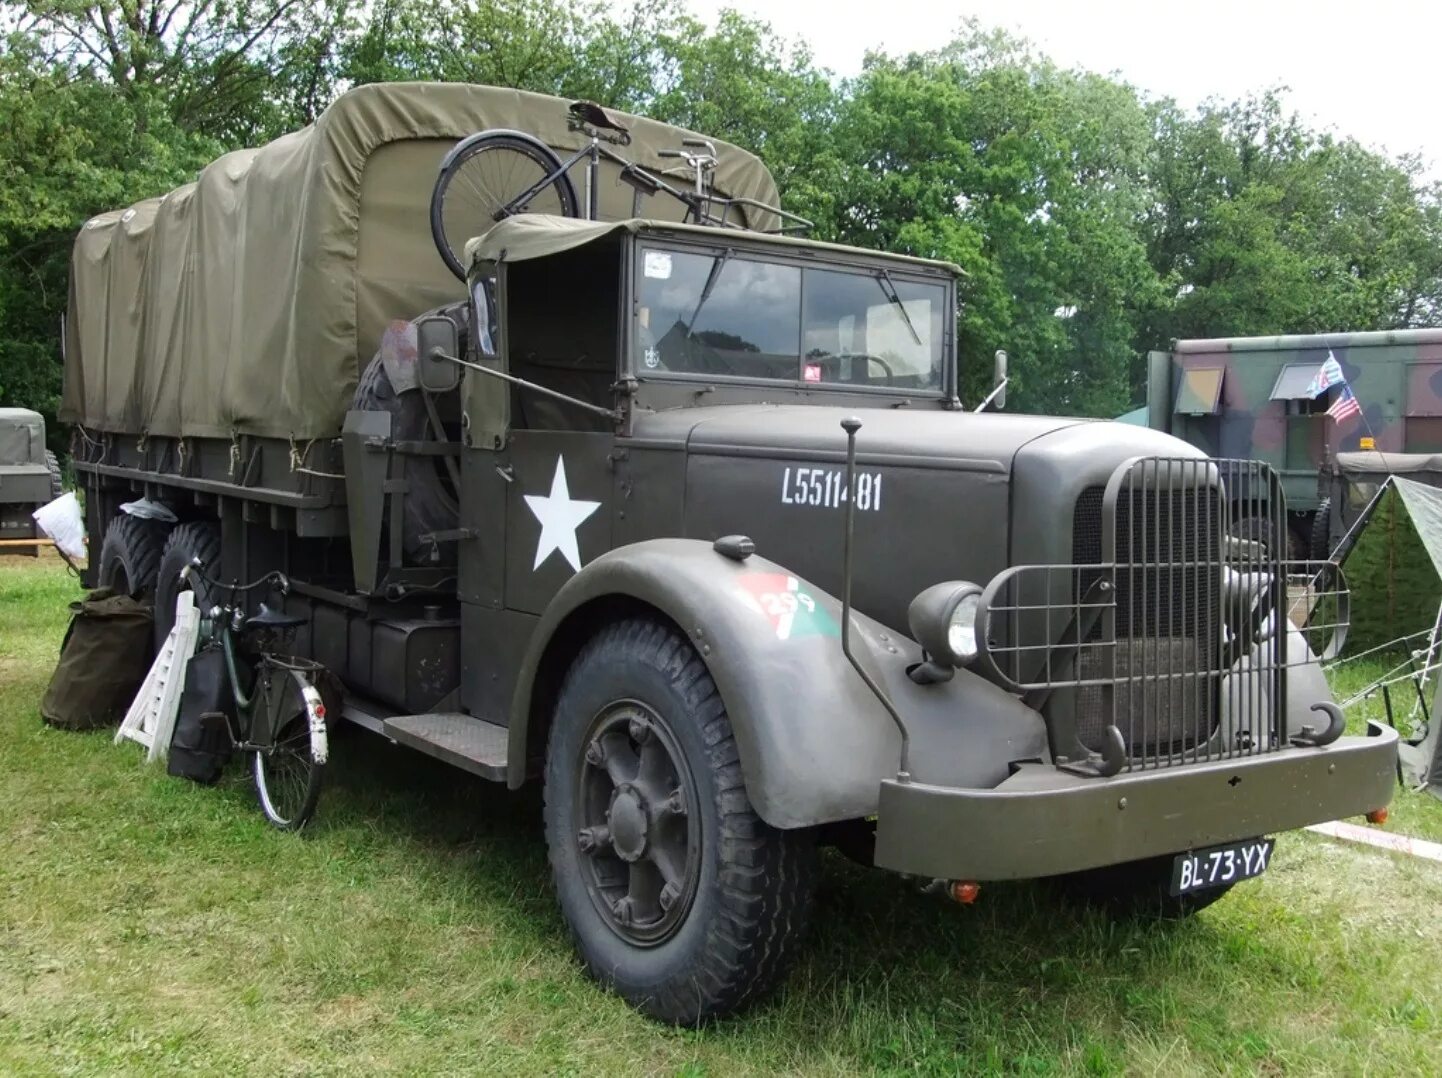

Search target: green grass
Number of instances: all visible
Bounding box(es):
[3,557,1442,1075]
[1327,652,1442,844]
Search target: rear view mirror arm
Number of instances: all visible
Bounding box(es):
[434,350,623,424]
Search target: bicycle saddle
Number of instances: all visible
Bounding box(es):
[568,100,630,142]
[243,602,308,631]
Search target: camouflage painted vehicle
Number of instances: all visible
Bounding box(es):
[1316,449,1442,558]
[61,83,1396,1024]
[0,408,62,555]
[1143,329,1442,557]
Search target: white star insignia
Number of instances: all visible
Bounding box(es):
[524,457,601,573]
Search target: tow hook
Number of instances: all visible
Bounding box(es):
[921,878,981,905]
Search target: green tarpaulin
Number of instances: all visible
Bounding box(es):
[1338,474,1442,797]
[61,82,782,441]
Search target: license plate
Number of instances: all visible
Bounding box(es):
[1170,838,1273,896]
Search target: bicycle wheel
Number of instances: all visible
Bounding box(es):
[430,131,580,280]
[252,668,327,831]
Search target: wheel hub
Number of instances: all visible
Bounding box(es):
[608,784,649,862]
[574,700,702,947]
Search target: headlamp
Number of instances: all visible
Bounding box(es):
[908,581,984,668]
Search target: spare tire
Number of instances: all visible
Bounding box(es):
[352,304,466,561]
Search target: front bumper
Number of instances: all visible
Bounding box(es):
[873,722,1398,880]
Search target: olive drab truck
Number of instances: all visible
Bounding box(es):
[62,82,1397,1025]
[0,408,63,554]
[1143,329,1442,558]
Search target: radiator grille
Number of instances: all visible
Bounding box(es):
[1071,482,1223,757]
[978,457,1317,776]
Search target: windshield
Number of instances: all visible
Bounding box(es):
[633,246,948,393]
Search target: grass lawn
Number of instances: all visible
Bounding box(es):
[2,555,1441,1075]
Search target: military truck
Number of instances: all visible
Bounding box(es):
[62,83,1396,1024]
[0,408,63,554]
[1142,329,1442,558]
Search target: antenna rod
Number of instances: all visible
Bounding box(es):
[839,417,911,782]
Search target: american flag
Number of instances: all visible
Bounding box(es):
[1327,386,1362,421]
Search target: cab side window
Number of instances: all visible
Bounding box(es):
[505,241,620,432]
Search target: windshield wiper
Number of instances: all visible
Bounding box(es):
[683,248,733,337]
[875,268,922,347]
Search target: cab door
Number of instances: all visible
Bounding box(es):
[504,430,614,614]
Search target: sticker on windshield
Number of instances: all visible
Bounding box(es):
[737,573,839,640]
[643,251,673,279]
[803,362,822,383]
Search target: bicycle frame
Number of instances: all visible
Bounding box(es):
[503,136,718,225]
[183,565,305,753]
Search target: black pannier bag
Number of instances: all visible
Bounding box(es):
[40,587,153,731]
[166,646,235,785]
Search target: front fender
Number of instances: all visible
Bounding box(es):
[509,538,1047,829]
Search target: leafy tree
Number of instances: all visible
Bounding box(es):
[1,1,1440,445]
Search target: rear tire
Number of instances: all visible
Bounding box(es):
[154,522,221,652]
[430,131,580,280]
[97,514,167,598]
[1052,853,1236,920]
[1310,498,1333,560]
[543,618,816,1025]
[44,450,62,499]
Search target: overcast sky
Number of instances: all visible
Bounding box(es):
[680,0,1440,179]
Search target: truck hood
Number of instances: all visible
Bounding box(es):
[633,404,1092,467]
[635,402,1207,637]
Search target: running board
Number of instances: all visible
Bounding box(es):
[380,712,508,782]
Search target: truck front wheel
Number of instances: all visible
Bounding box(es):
[543,617,816,1025]
[1051,852,1236,920]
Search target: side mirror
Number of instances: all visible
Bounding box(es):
[991,350,1008,410]
[416,315,461,393]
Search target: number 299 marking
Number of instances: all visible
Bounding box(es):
[780,466,882,512]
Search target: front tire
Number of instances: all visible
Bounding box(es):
[543,618,816,1025]
[252,668,327,832]
[1052,852,1236,920]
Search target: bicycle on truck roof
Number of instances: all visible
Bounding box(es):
[428,99,812,280]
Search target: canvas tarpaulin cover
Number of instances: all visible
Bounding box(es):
[61,82,782,441]
[0,408,44,466]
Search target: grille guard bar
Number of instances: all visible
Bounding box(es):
[973,455,1349,777]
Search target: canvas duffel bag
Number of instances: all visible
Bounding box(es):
[40,587,153,731]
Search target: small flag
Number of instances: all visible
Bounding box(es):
[1327,386,1361,421]
[1306,351,1346,398]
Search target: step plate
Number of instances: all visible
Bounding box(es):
[382,713,508,781]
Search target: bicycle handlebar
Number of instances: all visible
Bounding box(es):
[181,558,290,598]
